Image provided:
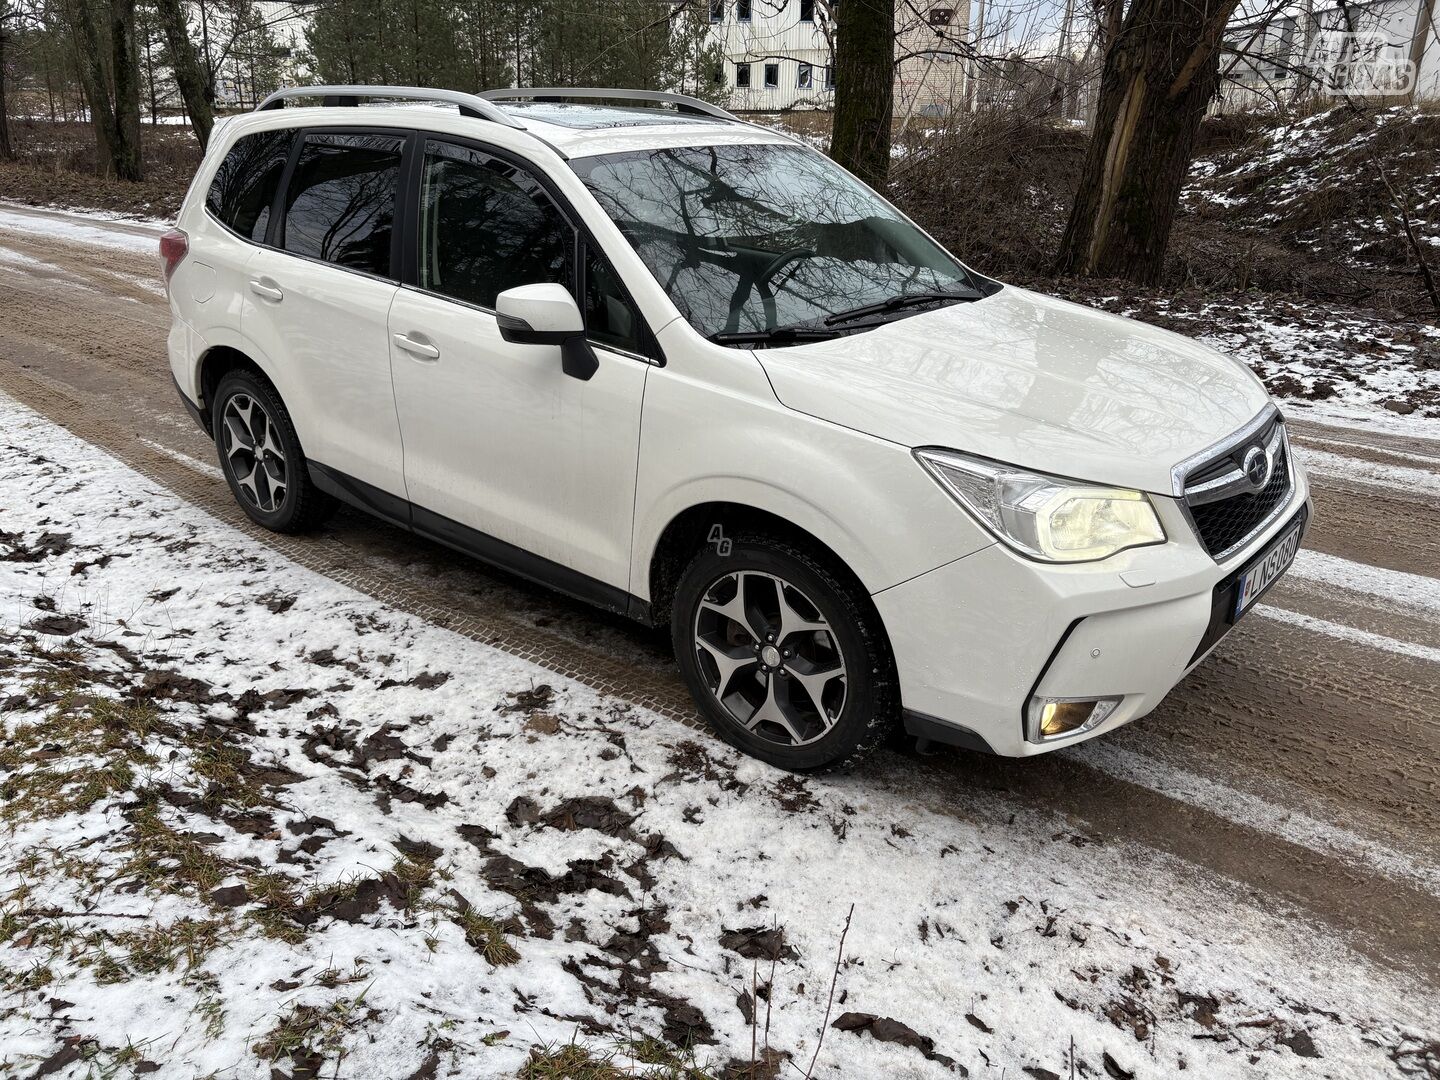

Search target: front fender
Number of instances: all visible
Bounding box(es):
[631,359,991,600]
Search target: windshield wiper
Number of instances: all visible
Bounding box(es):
[708,326,846,346]
[823,288,982,326]
[709,311,920,347]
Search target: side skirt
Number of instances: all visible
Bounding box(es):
[307,459,651,626]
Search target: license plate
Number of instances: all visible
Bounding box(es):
[1234,520,1302,617]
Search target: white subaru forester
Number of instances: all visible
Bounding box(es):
[164,86,1310,771]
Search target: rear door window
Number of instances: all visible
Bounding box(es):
[280,132,404,277]
[206,129,293,242]
[417,139,573,309]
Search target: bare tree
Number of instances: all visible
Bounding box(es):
[830,0,894,187]
[110,0,141,176]
[155,0,213,146]
[1054,0,1243,282]
[0,0,15,159]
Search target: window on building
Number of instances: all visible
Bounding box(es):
[736,62,752,88]
[281,133,403,276]
[824,64,836,89]
[417,140,573,309]
[929,6,954,24]
[207,129,293,243]
[709,0,722,21]
[764,62,779,88]
[737,0,752,20]
[799,0,814,21]
[797,62,813,89]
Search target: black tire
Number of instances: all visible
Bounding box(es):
[212,369,335,533]
[671,534,898,771]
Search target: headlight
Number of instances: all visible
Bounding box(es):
[915,448,1166,563]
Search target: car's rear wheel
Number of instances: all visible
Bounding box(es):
[213,370,334,533]
[671,535,898,771]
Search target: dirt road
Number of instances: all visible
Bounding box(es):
[2,203,1437,988]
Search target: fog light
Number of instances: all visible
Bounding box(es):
[1027,695,1122,743]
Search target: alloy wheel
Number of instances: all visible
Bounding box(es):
[221,392,288,514]
[692,570,848,747]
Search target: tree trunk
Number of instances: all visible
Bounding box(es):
[110,0,143,179]
[155,0,213,147]
[0,14,12,160]
[65,0,121,176]
[830,0,893,189]
[144,27,158,123]
[1409,0,1436,104]
[1054,0,1240,282]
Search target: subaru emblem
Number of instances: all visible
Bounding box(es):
[1242,445,1270,490]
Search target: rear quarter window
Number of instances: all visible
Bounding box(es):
[206,129,294,243]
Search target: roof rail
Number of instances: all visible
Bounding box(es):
[254,85,525,130]
[478,87,739,122]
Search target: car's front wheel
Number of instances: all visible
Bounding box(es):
[671,535,898,771]
[212,370,334,533]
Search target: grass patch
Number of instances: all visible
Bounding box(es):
[0,676,163,823]
[113,917,227,975]
[519,1040,718,1080]
[454,909,520,967]
[253,991,376,1075]
[125,799,229,896]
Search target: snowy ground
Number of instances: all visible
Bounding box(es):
[1069,290,1440,422]
[2,398,1438,1079]
[0,205,167,255]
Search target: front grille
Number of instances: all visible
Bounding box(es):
[1179,413,1294,560]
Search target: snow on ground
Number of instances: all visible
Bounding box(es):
[1073,740,1440,899]
[1294,444,1440,498]
[1290,549,1440,618]
[1077,290,1440,421]
[0,204,167,254]
[1255,605,1440,664]
[2,407,1438,1080]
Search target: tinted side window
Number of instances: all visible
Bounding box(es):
[206,129,293,242]
[281,133,403,276]
[419,140,572,309]
[584,246,643,354]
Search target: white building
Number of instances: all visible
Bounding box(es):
[704,0,972,113]
[1220,0,1440,109]
[203,0,311,108]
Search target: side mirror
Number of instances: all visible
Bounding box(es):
[495,283,598,381]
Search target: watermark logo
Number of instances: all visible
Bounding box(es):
[707,524,733,557]
[1304,31,1416,97]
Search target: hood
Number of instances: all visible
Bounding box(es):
[756,286,1273,494]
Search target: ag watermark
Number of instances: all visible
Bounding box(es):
[707,524,733,556]
[1304,31,1417,97]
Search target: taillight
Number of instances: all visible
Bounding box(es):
[159,228,189,286]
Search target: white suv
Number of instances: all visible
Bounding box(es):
[164,85,1310,770]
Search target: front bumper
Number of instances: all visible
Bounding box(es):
[875,469,1311,757]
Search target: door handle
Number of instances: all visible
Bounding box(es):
[393,333,440,361]
[248,278,283,302]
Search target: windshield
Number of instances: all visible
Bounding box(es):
[570,143,979,341]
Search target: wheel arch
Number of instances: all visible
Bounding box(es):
[193,335,285,431]
[644,499,884,641]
